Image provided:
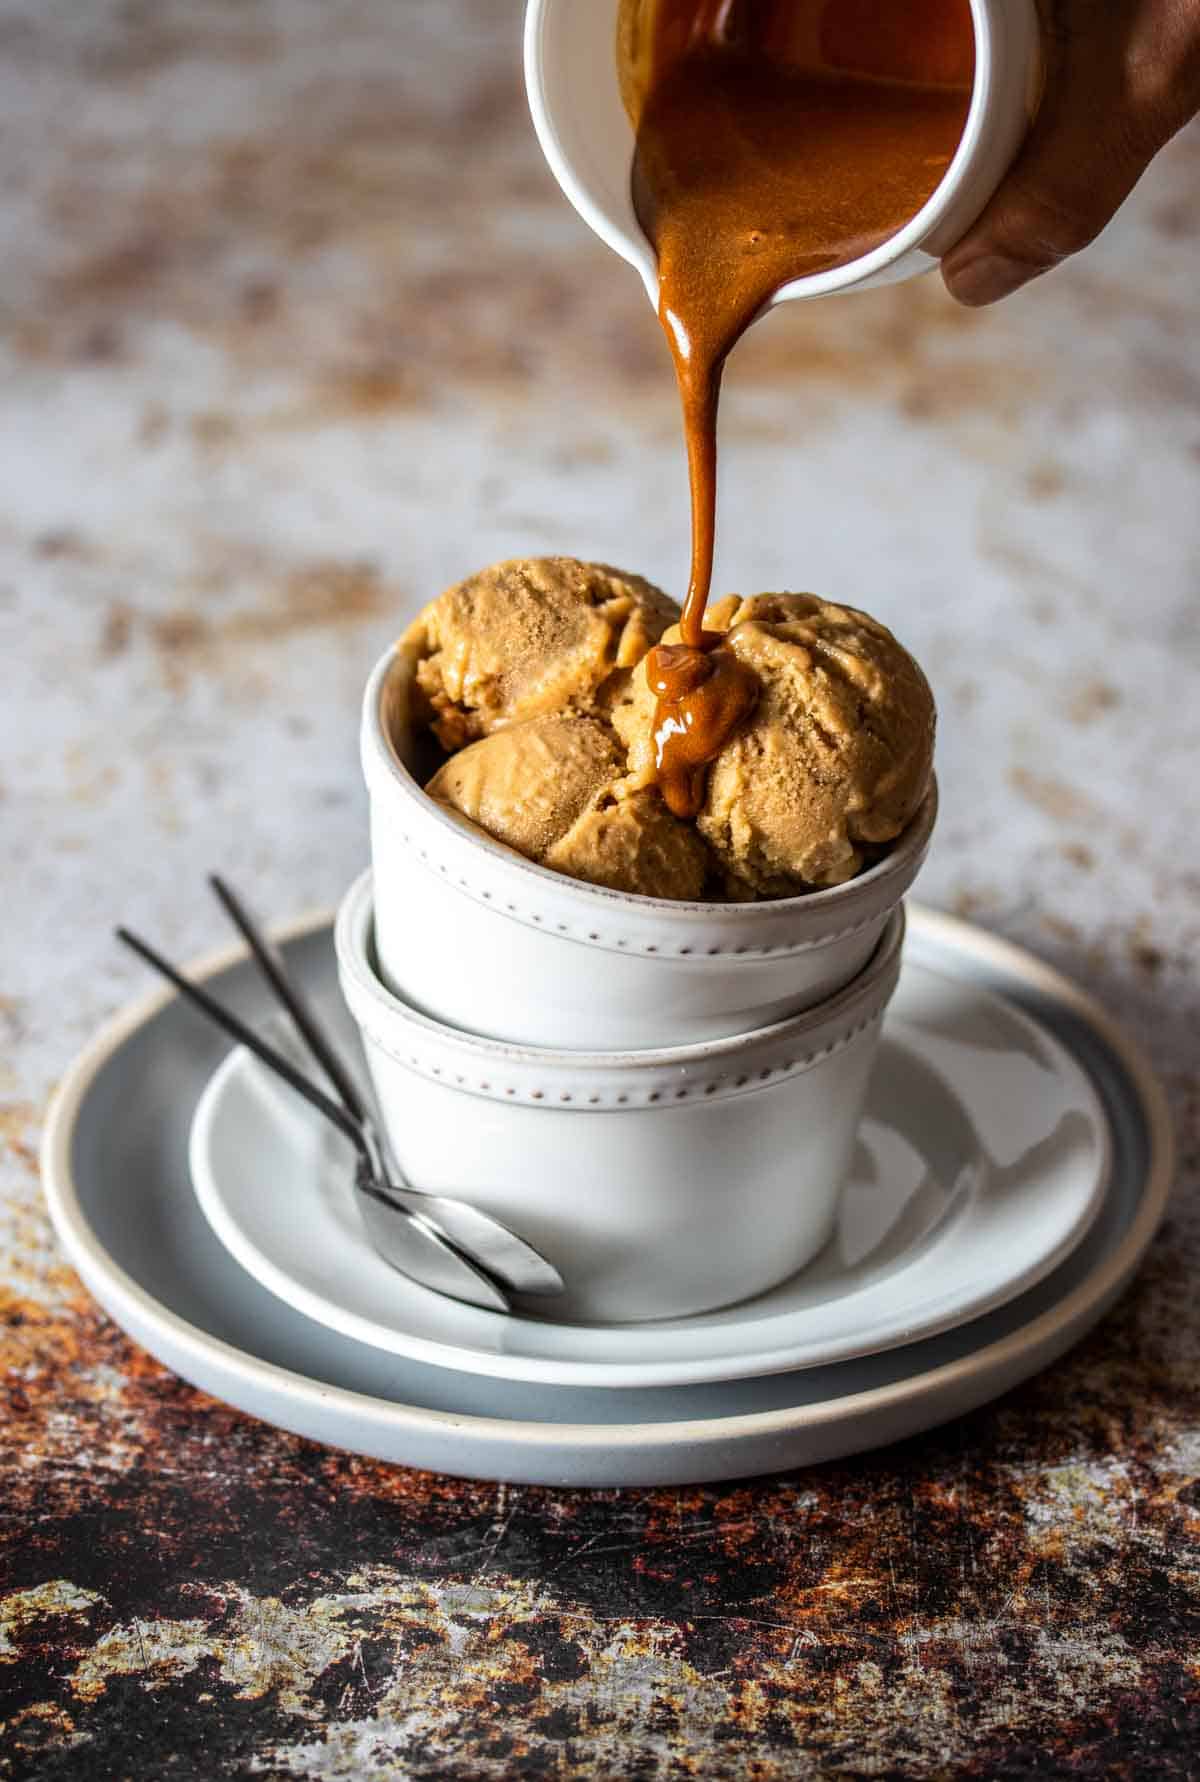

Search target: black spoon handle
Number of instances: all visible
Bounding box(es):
[208,875,368,1126]
[115,926,367,1156]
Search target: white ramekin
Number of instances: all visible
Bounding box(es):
[336,870,904,1325]
[362,640,935,1050]
[524,0,1042,310]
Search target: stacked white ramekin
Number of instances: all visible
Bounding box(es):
[337,640,936,1324]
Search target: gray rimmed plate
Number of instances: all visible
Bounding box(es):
[40,906,1173,1487]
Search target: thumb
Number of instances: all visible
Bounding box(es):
[942,2,1197,307]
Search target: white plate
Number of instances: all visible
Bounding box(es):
[190,964,1111,1389]
[40,906,1173,1487]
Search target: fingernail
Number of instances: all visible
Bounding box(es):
[943,253,1029,308]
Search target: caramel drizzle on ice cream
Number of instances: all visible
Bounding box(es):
[628,0,972,816]
[646,635,758,820]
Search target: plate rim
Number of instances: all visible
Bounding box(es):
[40,903,1175,1455]
[187,975,1113,1388]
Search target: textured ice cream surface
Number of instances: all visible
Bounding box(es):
[427,714,622,864]
[615,592,935,897]
[408,557,680,753]
[426,714,711,901]
[545,787,712,902]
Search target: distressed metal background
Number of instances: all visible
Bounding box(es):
[2,2,1198,1775]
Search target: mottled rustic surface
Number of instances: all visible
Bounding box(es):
[2,2,1199,1776]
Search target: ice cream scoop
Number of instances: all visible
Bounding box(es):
[408,556,679,753]
[615,593,935,897]
[427,713,711,901]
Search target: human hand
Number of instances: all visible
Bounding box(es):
[942,0,1200,305]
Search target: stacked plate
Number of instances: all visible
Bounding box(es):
[42,904,1171,1487]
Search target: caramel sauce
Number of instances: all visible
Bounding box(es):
[629,0,973,816]
[648,636,760,819]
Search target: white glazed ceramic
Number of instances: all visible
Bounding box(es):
[336,870,904,1324]
[191,952,1111,1385]
[363,639,936,1050]
[524,0,1042,309]
[40,906,1173,1487]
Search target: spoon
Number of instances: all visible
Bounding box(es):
[117,883,565,1314]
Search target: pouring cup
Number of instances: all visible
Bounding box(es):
[524,0,1042,312]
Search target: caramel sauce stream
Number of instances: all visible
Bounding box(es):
[630,0,973,817]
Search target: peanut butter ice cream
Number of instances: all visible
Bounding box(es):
[615,593,934,896]
[427,714,711,901]
[402,554,935,903]
[408,557,680,752]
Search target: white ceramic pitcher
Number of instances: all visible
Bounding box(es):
[524,0,1042,310]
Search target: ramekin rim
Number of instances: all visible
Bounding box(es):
[336,867,904,1092]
